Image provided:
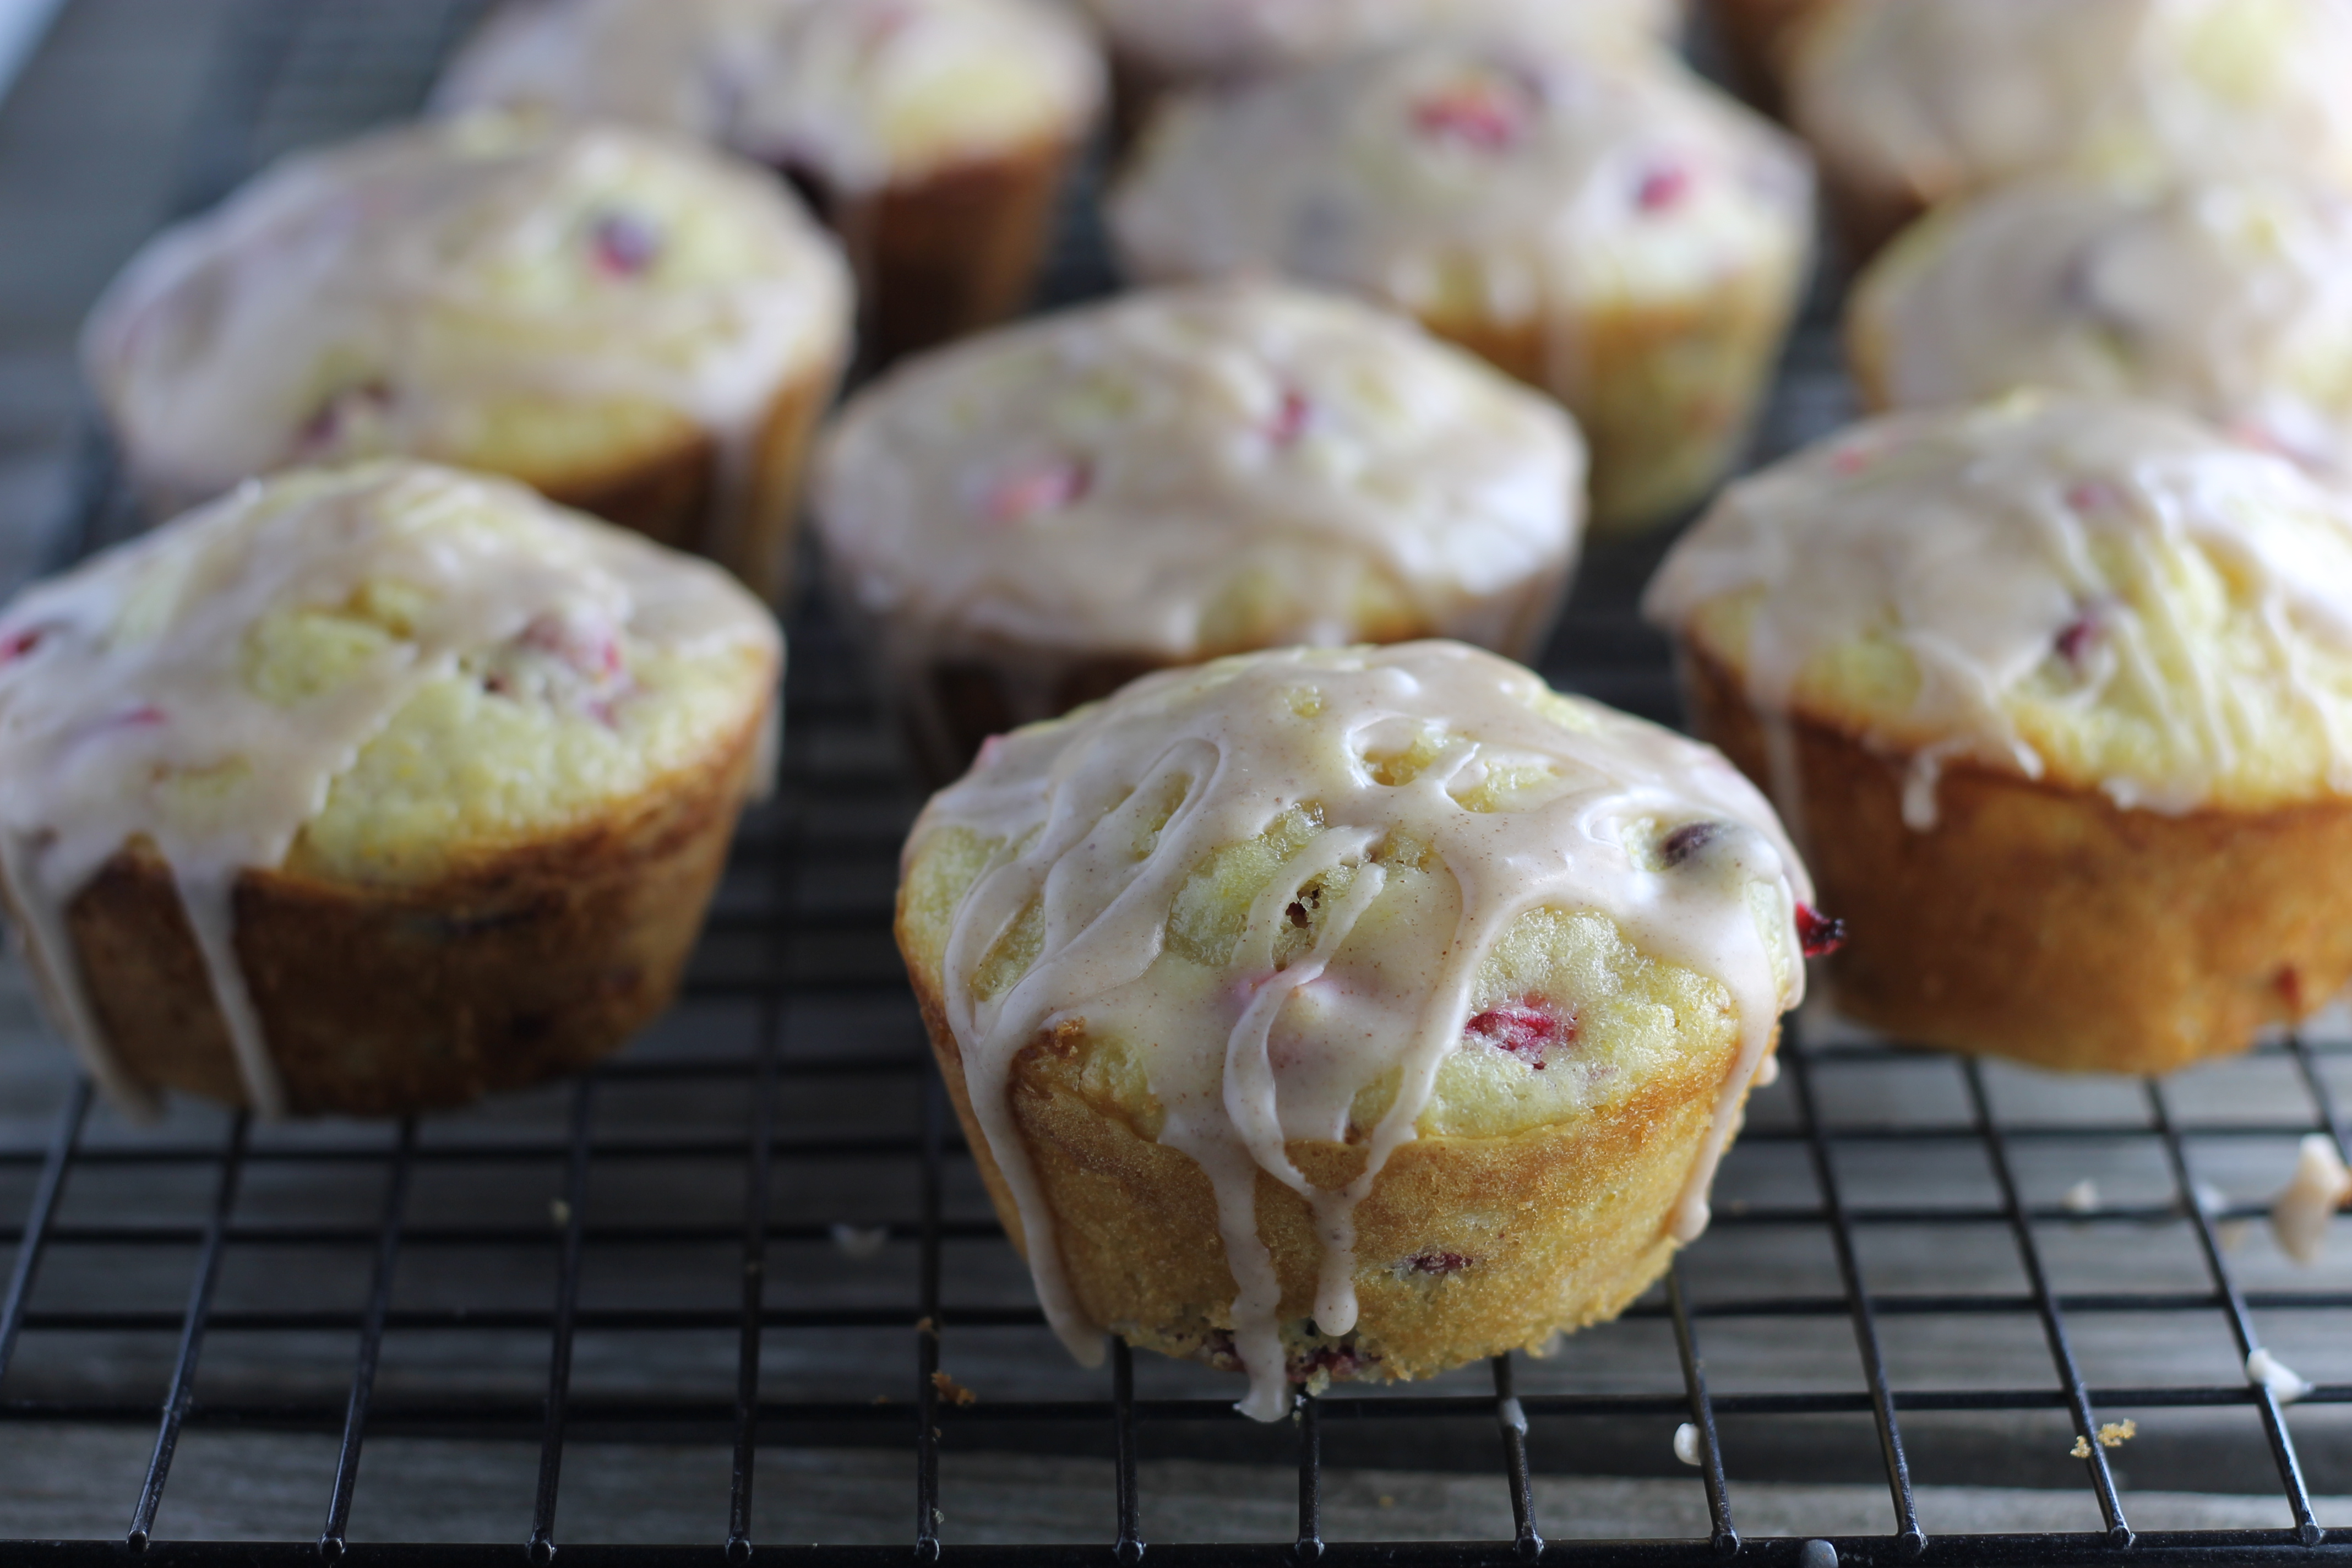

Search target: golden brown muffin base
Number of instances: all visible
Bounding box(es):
[901,939,1749,1386]
[1681,645,2352,1074]
[539,357,842,604]
[1708,0,1823,118]
[805,138,1077,364]
[14,706,769,1117]
[1424,266,1796,532]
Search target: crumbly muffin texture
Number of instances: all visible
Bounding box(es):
[1080,0,1681,80]
[83,112,850,511]
[435,0,1103,192]
[898,641,1809,1415]
[816,282,1586,668]
[1790,0,2352,214]
[1645,393,2352,815]
[1852,173,2352,475]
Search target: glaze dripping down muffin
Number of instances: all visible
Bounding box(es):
[896,641,1812,1416]
[1646,392,2352,1071]
[816,282,1586,778]
[0,462,781,1117]
[83,112,851,598]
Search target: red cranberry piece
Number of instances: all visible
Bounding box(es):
[1796,902,1847,958]
[985,460,1090,524]
[1660,820,1719,866]
[522,614,624,678]
[0,625,46,666]
[2054,611,2099,668]
[1465,999,1576,1067]
[297,380,392,455]
[1636,161,1694,213]
[1267,388,1312,447]
[1411,80,1531,151]
[2065,480,2122,514]
[1829,445,1871,475]
[1409,1251,1471,1276]
[589,211,661,277]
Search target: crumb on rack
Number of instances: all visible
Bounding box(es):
[929,1369,977,1407]
[2098,1420,2136,1448]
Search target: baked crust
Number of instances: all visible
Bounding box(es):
[898,903,1754,1385]
[540,357,841,603]
[816,138,1077,363]
[14,703,769,1117]
[1681,644,2352,1074]
[1423,263,1798,532]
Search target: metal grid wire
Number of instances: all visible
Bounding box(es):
[4,2,2352,1562]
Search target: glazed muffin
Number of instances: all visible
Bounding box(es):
[0,462,781,1118]
[1109,40,1812,531]
[1645,393,2352,1075]
[83,113,850,602]
[1850,172,2352,476]
[435,0,1104,360]
[1787,0,2352,264]
[896,640,1815,1414]
[1081,0,1682,144]
[814,282,1587,781]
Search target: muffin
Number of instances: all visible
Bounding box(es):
[1081,0,1683,145]
[0,462,781,1118]
[895,640,1815,1415]
[434,0,1104,360]
[82,112,851,602]
[1850,172,2352,476]
[1786,0,2352,264]
[814,282,1587,781]
[1108,39,1812,531]
[1705,0,1824,116]
[1645,392,2352,1075]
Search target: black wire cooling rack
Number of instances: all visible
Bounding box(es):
[5,2,2352,1564]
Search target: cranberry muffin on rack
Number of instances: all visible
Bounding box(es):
[1109,38,1811,530]
[434,0,1103,358]
[1786,0,2352,262]
[83,112,850,601]
[1080,0,1682,142]
[0,462,781,1118]
[814,282,1586,780]
[1646,393,2352,1074]
[896,641,1817,1415]
[1849,172,2352,477]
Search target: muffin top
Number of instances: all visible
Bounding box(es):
[1108,40,1810,323]
[1644,394,2352,816]
[83,113,851,507]
[434,0,1104,192]
[1789,0,2352,211]
[900,640,1811,1414]
[815,283,1586,661]
[1080,0,1680,80]
[1852,173,2352,474]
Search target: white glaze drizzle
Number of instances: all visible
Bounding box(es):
[1079,0,1680,80]
[82,112,851,527]
[434,0,1103,193]
[815,282,1586,756]
[1643,394,2352,818]
[911,641,1810,1419]
[0,462,781,1115]
[1110,39,1810,333]
[1855,173,2352,476]
[1791,0,2352,212]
